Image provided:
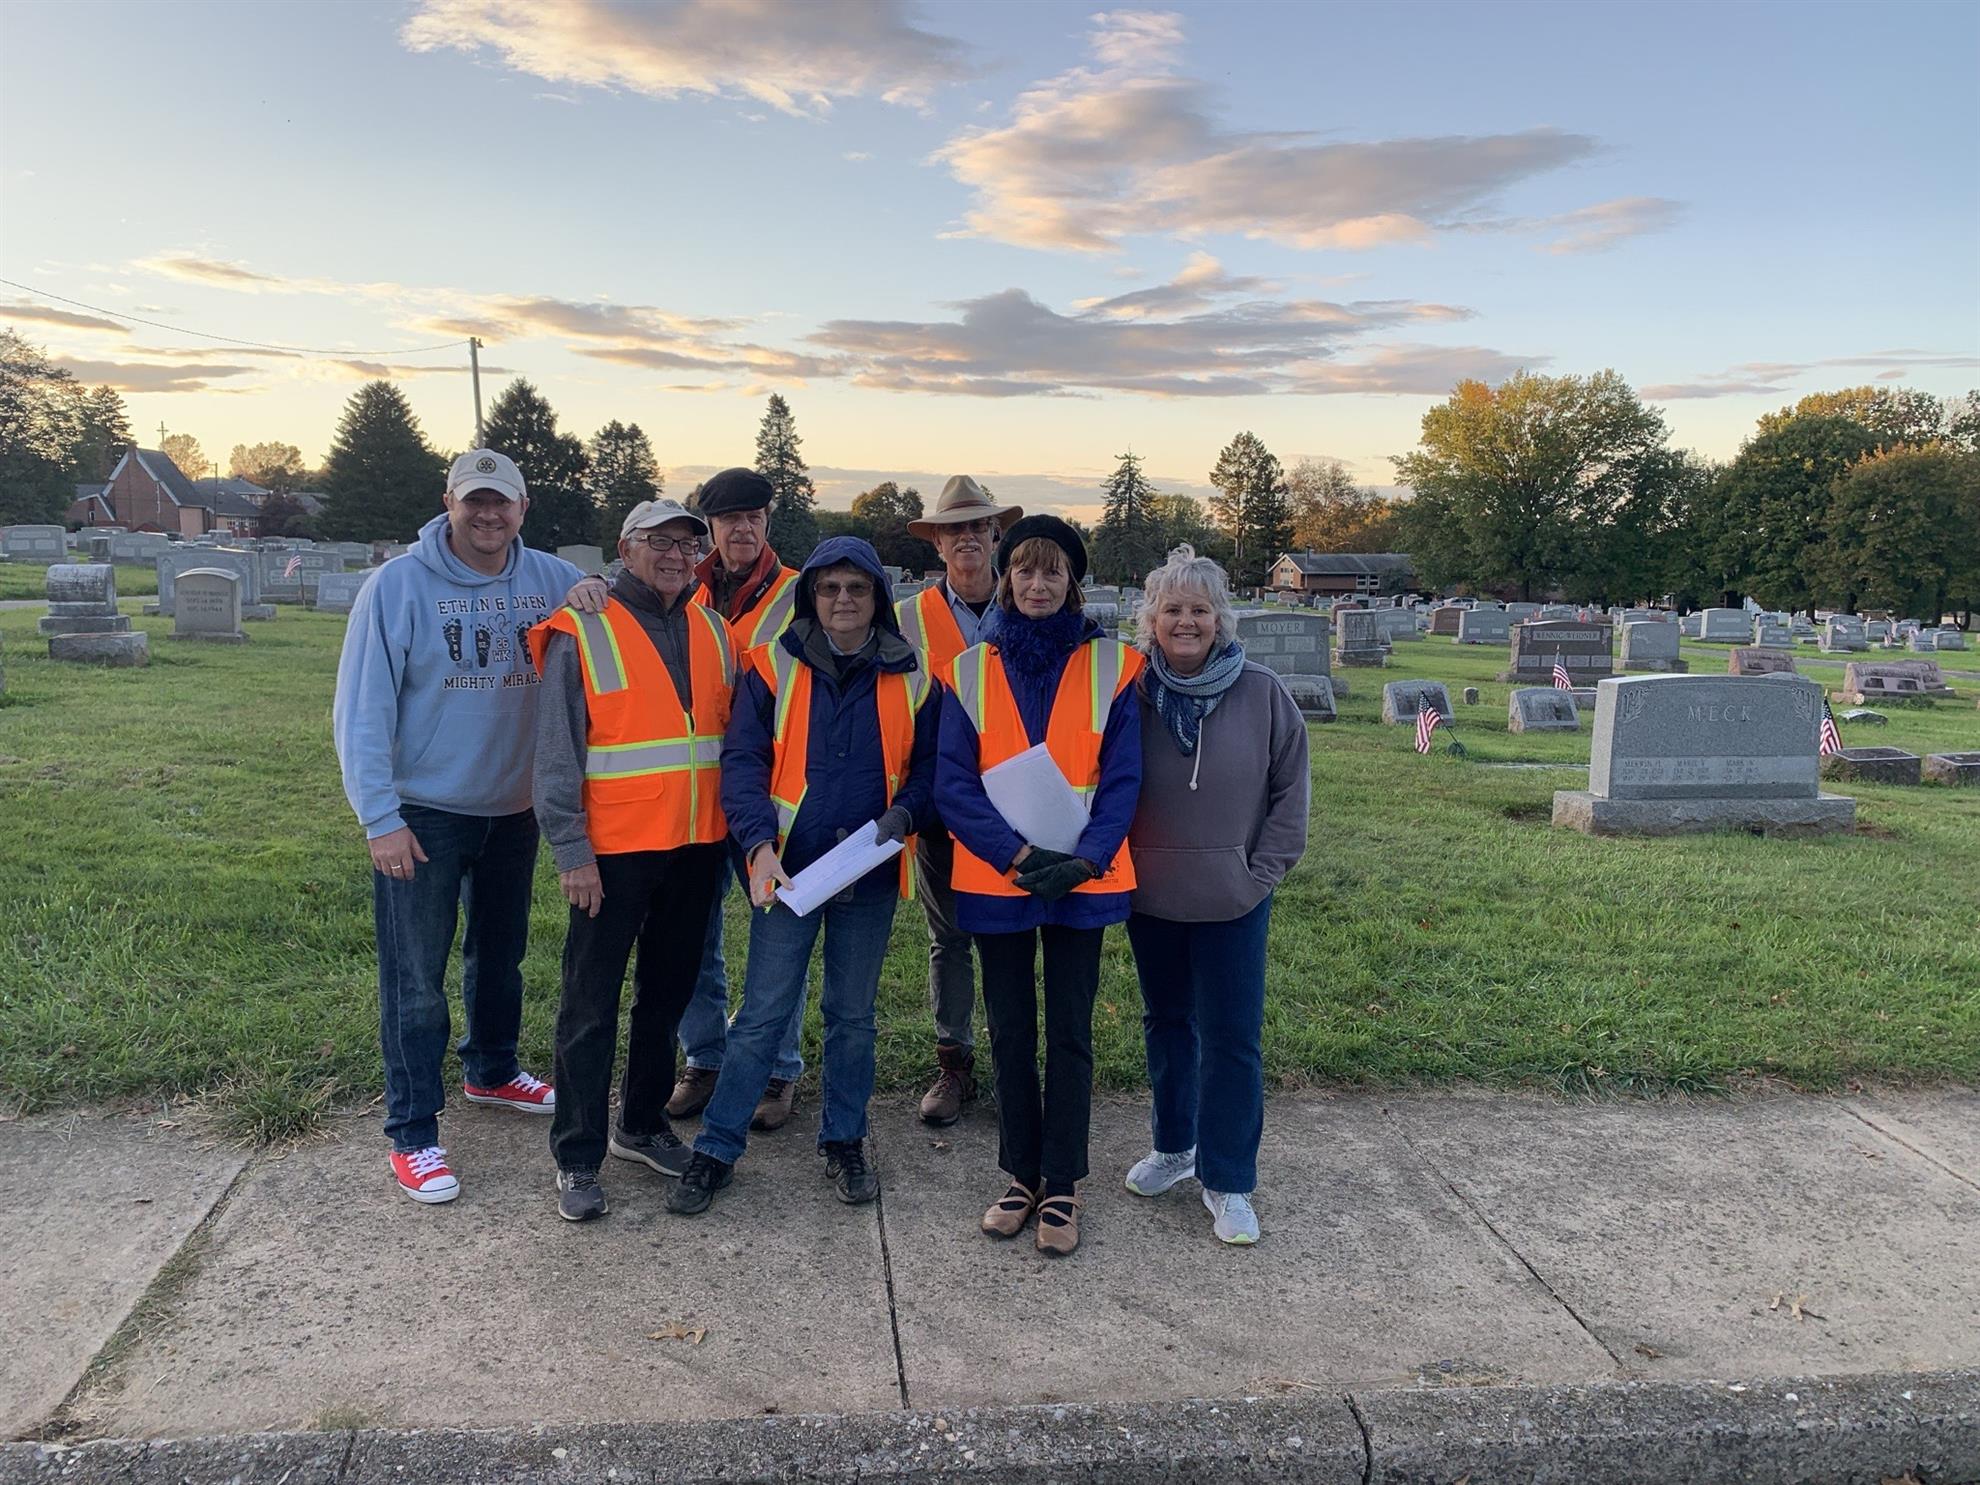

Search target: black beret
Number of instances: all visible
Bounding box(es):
[695,467,775,517]
[994,513,1088,585]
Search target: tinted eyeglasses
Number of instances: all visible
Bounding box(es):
[632,532,700,555]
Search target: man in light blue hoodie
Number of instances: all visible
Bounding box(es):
[333,449,587,1205]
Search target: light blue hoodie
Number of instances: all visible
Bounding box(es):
[333,513,584,839]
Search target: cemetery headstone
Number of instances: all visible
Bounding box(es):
[1428,606,1463,637]
[1820,748,1921,786]
[314,570,375,614]
[1374,608,1418,644]
[1332,608,1387,670]
[1504,602,1540,622]
[1907,629,1939,652]
[1551,674,1852,836]
[1236,611,1332,683]
[1504,619,1612,686]
[170,569,247,643]
[1933,628,1965,650]
[1753,617,1795,647]
[1620,620,1687,673]
[1821,616,1868,652]
[106,531,173,566]
[1839,709,1887,725]
[39,563,147,666]
[1922,752,1980,786]
[1838,660,1956,703]
[1729,647,1797,677]
[1538,604,1575,621]
[1864,620,1891,643]
[259,548,345,603]
[1282,674,1336,722]
[1457,609,1510,646]
[1679,612,1701,638]
[1380,680,1452,725]
[156,548,262,617]
[1,524,67,562]
[1462,687,1480,705]
[1697,608,1747,642]
[1509,687,1579,732]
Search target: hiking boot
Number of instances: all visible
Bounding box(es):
[666,1065,719,1119]
[823,1140,879,1204]
[665,1152,734,1216]
[1125,1147,1197,1197]
[389,1145,459,1205]
[556,1167,608,1222]
[609,1125,692,1178]
[750,1077,797,1132]
[918,1042,978,1126]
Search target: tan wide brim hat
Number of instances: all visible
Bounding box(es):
[907,474,1023,541]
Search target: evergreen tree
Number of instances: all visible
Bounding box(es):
[316,381,448,542]
[1209,431,1287,586]
[586,420,662,543]
[73,386,132,482]
[482,378,594,550]
[1093,449,1165,583]
[754,393,819,562]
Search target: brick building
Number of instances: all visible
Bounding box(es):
[1268,551,1416,599]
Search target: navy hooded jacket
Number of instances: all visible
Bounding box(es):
[721,536,941,901]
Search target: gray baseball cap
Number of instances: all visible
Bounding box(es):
[620,498,708,541]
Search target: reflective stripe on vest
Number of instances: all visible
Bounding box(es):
[569,608,630,696]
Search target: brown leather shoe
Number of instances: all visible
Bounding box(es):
[1034,1193,1082,1256]
[665,1066,718,1120]
[918,1042,978,1126]
[749,1077,797,1132]
[980,1179,1038,1239]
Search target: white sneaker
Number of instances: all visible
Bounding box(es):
[1124,1147,1197,1196]
[1203,1188,1259,1245]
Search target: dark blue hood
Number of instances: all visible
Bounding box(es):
[794,536,900,634]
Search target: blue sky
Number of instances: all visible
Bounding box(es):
[3,0,1975,518]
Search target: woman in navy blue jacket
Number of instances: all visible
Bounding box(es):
[669,537,939,1216]
[936,516,1142,1255]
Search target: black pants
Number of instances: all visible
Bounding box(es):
[975,924,1104,1188]
[550,843,726,1171]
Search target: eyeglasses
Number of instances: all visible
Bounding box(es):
[632,533,699,554]
[942,519,998,537]
[813,579,874,601]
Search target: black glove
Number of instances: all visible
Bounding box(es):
[1011,846,1073,875]
[874,806,914,846]
[1015,858,1097,901]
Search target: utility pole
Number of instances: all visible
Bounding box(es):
[469,337,484,447]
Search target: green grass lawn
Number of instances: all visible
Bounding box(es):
[0,561,158,600]
[2,611,1975,1142]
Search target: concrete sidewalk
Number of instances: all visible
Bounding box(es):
[4,1088,1977,1478]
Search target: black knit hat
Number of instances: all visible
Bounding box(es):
[994,513,1087,585]
[695,467,775,517]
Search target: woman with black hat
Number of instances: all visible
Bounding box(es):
[935,516,1143,1256]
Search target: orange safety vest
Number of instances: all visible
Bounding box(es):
[528,598,736,856]
[894,583,972,688]
[748,638,933,900]
[696,565,800,653]
[947,636,1144,897]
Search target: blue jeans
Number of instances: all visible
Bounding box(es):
[373,805,539,1152]
[679,870,805,1082]
[1125,895,1272,1193]
[693,893,896,1166]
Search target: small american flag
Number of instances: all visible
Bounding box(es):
[282,556,302,579]
[1552,655,1572,689]
[1414,704,1444,754]
[1819,698,1844,757]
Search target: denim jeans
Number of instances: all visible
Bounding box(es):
[692,892,897,1166]
[373,804,539,1152]
[1125,895,1273,1193]
[678,870,806,1082]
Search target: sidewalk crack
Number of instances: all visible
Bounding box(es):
[1343,1392,1374,1485]
[871,1128,912,1410]
[1385,1110,1624,1370]
[1842,1104,1980,1193]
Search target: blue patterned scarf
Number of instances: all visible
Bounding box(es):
[1146,640,1246,756]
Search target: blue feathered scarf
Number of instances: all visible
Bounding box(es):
[984,604,1086,679]
[1146,640,1246,756]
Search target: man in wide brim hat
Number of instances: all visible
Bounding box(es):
[896,475,1021,1128]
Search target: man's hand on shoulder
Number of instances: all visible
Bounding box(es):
[565,575,609,614]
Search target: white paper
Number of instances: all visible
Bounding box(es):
[774,823,905,917]
[981,742,1089,855]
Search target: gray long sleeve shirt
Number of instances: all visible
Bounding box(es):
[533,573,698,872]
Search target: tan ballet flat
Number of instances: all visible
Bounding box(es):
[1033,1193,1082,1256]
[980,1179,1038,1238]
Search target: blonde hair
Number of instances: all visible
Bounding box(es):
[996,535,1084,613]
[1134,543,1237,651]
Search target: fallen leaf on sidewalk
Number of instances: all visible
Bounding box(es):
[1769,1292,1783,1311]
[647,1323,706,1344]
[928,1139,950,1151]
[1633,1343,1663,1359]
[1790,1295,1826,1323]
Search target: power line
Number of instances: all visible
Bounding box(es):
[0,277,469,358]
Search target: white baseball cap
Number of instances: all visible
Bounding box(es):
[620,498,708,541]
[446,448,527,502]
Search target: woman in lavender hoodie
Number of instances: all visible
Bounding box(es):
[1121,546,1310,1245]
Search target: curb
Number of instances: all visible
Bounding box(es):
[5,1371,1976,1484]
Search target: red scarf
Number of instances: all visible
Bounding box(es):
[693,541,783,623]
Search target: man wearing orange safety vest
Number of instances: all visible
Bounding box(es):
[895,476,1022,1127]
[667,537,940,1217]
[529,498,738,1223]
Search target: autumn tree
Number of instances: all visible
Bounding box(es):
[483,378,594,550]
[229,440,306,491]
[161,431,208,479]
[1285,458,1401,552]
[1757,386,1949,448]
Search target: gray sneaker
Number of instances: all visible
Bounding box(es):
[609,1126,692,1178]
[1125,1147,1197,1197]
[556,1167,608,1222]
[1203,1188,1259,1245]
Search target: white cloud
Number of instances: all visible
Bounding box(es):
[52,357,259,394]
[1644,349,1980,400]
[401,0,972,116]
[2,302,130,334]
[1536,196,1684,254]
[932,10,1631,255]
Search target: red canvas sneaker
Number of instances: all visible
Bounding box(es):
[390,1146,460,1204]
[463,1071,555,1113]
